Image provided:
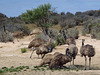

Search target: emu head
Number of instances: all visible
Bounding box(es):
[44,38,51,47]
[82,39,85,46]
[66,48,73,57]
[48,42,56,53]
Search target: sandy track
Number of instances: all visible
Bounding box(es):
[0,35,100,75]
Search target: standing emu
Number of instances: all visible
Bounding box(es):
[67,44,78,66]
[29,38,52,58]
[80,39,95,70]
[28,38,46,58]
[28,38,46,48]
[35,40,54,59]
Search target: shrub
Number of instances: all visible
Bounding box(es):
[82,31,87,36]
[0,22,31,36]
[91,25,100,39]
[96,32,100,40]
[82,18,100,39]
[47,28,58,40]
[36,33,50,42]
[36,28,59,41]
[60,17,76,28]
[56,34,66,45]
[66,27,79,39]
[0,31,14,42]
[21,48,27,53]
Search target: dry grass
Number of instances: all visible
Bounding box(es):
[51,25,61,30]
[25,24,37,30]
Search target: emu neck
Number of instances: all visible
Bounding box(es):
[48,47,53,52]
[82,41,84,46]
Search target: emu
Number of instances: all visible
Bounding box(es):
[49,49,72,69]
[29,38,51,58]
[67,44,78,66]
[35,41,54,59]
[80,39,95,70]
[39,52,61,67]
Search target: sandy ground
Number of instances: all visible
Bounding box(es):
[0,34,100,75]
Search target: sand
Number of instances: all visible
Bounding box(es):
[0,34,100,75]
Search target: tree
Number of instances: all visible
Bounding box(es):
[21,3,54,35]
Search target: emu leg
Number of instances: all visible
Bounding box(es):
[70,62,71,66]
[72,57,74,66]
[41,54,45,59]
[60,65,63,69]
[30,48,35,58]
[85,56,87,70]
[12,41,14,44]
[17,39,19,42]
[89,57,91,70]
[38,54,40,59]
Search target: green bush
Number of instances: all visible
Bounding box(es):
[96,32,100,40]
[47,28,58,40]
[56,34,66,45]
[66,27,79,39]
[21,48,27,53]
[82,18,100,39]
[91,25,100,39]
[82,31,87,36]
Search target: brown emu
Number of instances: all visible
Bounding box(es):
[39,52,61,67]
[29,38,52,58]
[66,37,76,45]
[28,38,46,48]
[49,49,72,69]
[68,44,78,66]
[28,38,46,58]
[80,39,95,70]
[36,42,54,59]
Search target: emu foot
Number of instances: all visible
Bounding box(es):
[69,65,77,69]
[30,56,32,58]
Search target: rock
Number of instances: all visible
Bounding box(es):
[30,28,42,35]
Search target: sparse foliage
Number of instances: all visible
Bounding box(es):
[21,48,27,53]
[66,27,79,39]
[21,3,54,35]
[0,31,14,42]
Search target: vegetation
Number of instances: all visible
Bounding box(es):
[56,34,66,45]
[82,18,100,39]
[21,48,27,53]
[0,31,14,42]
[0,4,100,42]
[66,27,79,39]
[21,3,54,35]
[0,66,29,74]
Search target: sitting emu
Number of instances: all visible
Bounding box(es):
[39,52,62,67]
[49,48,72,69]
